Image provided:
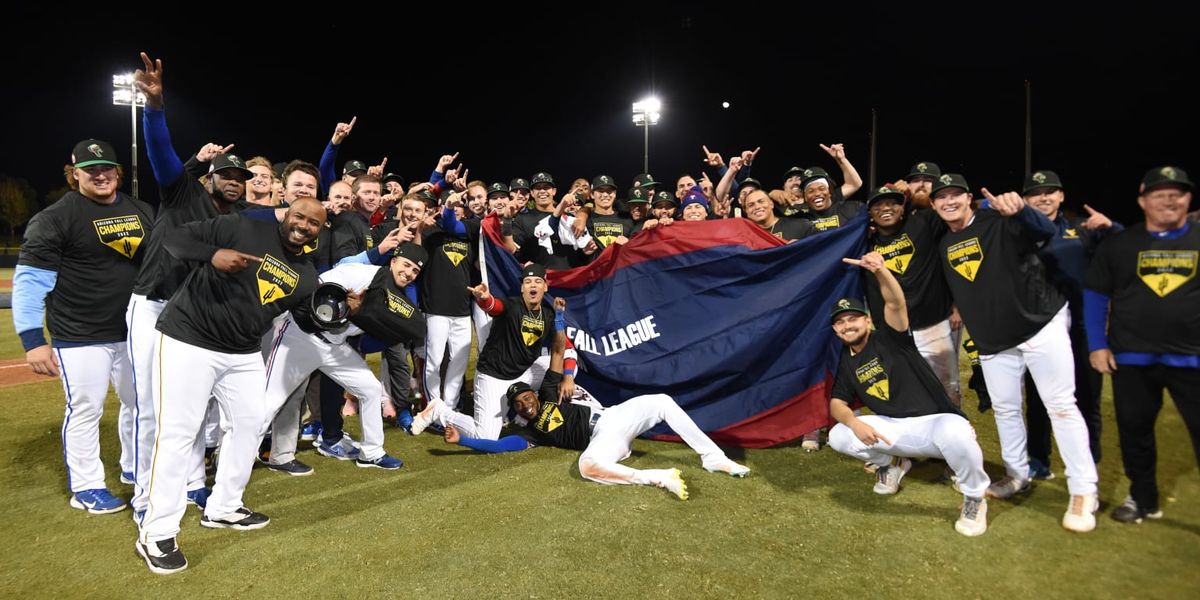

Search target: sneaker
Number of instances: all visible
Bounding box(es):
[986,476,1031,500]
[1063,493,1099,532]
[186,487,212,510]
[135,538,187,575]
[200,507,270,530]
[801,431,820,452]
[703,458,750,478]
[659,468,689,501]
[955,496,988,537]
[397,410,414,434]
[1028,458,1056,481]
[1110,497,1163,524]
[120,471,135,485]
[873,457,912,495]
[356,454,404,470]
[266,459,313,477]
[863,462,880,474]
[409,399,444,436]
[299,421,322,442]
[70,488,127,514]
[317,436,361,461]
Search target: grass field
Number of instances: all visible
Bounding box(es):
[0,307,1197,598]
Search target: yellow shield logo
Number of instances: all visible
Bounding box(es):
[535,404,564,432]
[875,234,915,275]
[256,254,299,305]
[946,238,984,282]
[855,358,890,402]
[443,240,468,267]
[1137,250,1198,298]
[520,314,545,347]
[92,215,145,259]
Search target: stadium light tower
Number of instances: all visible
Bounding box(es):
[112,73,146,198]
[632,97,661,174]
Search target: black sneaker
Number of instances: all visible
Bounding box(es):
[1111,497,1163,524]
[135,538,187,575]
[200,507,270,530]
[266,459,313,476]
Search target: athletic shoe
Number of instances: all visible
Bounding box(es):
[1028,458,1055,480]
[801,431,820,452]
[136,537,187,575]
[186,487,212,510]
[356,454,404,470]
[955,496,988,537]
[409,399,444,436]
[317,436,361,461]
[986,476,1031,500]
[120,471,135,485]
[1110,497,1163,524]
[266,459,313,477]
[660,469,689,501]
[300,421,322,442]
[200,507,270,530]
[873,457,912,495]
[1062,493,1099,532]
[70,488,127,514]
[397,410,414,434]
[863,462,880,474]
[703,458,751,478]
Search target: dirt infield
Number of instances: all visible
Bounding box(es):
[0,358,56,387]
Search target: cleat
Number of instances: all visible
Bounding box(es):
[200,507,270,530]
[409,399,444,436]
[660,469,688,501]
[703,458,750,478]
[1063,493,1099,533]
[186,487,212,510]
[986,476,1031,500]
[873,456,912,495]
[955,496,988,537]
[70,488,127,514]
[1110,496,1162,524]
[266,459,313,476]
[356,454,404,470]
[135,537,187,575]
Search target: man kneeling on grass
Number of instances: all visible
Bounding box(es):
[828,251,991,536]
[413,298,749,499]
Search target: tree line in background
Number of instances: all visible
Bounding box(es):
[0,175,71,244]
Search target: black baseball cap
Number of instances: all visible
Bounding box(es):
[1022,170,1064,195]
[783,166,805,181]
[652,190,678,207]
[415,189,438,206]
[829,297,868,323]
[801,167,833,188]
[591,175,617,190]
[382,172,405,186]
[1140,166,1193,192]
[273,162,288,178]
[931,173,971,196]
[510,178,531,191]
[626,187,650,205]
[506,381,534,403]
[71,139,120,168]
[343,160,367,176]
[393,242,428,268]
[208,154,253,178]
[530,172,555,187]
[867,185,906,206]
[487,182,510,196]
[522,263,547,281]
[906,161,942,181]
[740,177,763,191]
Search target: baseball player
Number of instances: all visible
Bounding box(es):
[12,138,153,515]
[828,251,990,536]
[1085,166,1199,524]
[931,173,1099,532]
[135,198,325,575]
[742,188,816,242]
[427,298,749,499]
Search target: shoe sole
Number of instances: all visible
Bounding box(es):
[70,496,128,515]
[955,522,987,537]
[703,464,750,478]
[316,446,359,461]
[266,465,314,477]
[985,482,1032,500]
[120,475,135,485]
[200,516,270,531]
[356,460,403,470]
[135,541,187,575]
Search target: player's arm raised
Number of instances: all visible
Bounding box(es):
[843,252,908,332]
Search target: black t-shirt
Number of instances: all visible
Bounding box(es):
[157,215,318,353]
[589,213,634,250]
[420,223,478,317]
[1085,223,1200,355]
[521,370,593,451]
[866,209,953,330]
[766,217,816,242]
[474,297,556,379]
[512,209,580,270]
[350,266,427,346]
[18,191,154,343]
[804,200,865,233]
[331,211,373,262]
[831,323,965,419]
[939,209,1065,354]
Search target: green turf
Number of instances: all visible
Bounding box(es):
[0,351,1197,596]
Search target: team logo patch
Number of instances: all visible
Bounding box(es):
[811,215,841,231]
[535,403,564,433]
[1062,228,1079,240]
[946,237,984,282]
[386,288,415,317]
[1137,250,1198,297]
[874,234,916,275]
[442,239,469,267]
[855,358,890,402]
[92,215,145,258]
[521,313,545,347]
[256,254,299,305]
[1032,172,1048,184]
[916,162,929,173]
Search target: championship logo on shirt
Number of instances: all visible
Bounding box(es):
[521,313,545,347]
[946,238,984,282]
[535,402,564,432]
[92,215,145,259]
[256,254,299,305]
[811,215,841,231]
[855,358,890,402]
[874,234,915,275]
[1137,250,1198,297]
[386,288,415,317]
[442,239,469,267]
[592,221,625,247]
[1062,228,1079,240]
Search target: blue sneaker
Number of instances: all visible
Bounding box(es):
[356,454,404,470]
[70,488,127,514]
[1028,458,1055,481]
[397,410,414,434]
[186,487,212,510]
[300,421,322,442]
[120,471,135,485]
[317,436,361,461]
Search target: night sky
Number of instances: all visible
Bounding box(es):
[4,3,1197,225]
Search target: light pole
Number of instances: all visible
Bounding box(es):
[112,73,146,198]
[632,97,661,174]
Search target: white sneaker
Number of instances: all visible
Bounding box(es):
[703,458,750,478]
[955,496,988,537]
[659,469,689,501]
[409,399,444,436]
[1062,493,1099,533]
[873,457,912,495]
[986,475,1031,499]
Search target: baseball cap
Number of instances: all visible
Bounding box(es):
[740,177,763,191]
[522,263,547,281]
[272,162,288,179]
[208,154,253,178]
[906,161,942,181]
[801,167,833,188]
[653,190,678,207]
[487,182,510,196]
[783,166,805,181]
[343,160,367,176]
[415,189,438,206]
[591,175,617,190]
[392,242,428,268]
[510,177,531,191]
[867,185,906,206]
[829,297,868,323]
[626,187,650,205]
[633,174,660,188]
[71,139,120,168]
[1022,170,1064,195]
[930,173,970,196]
[506,381,534,404]
[382,172,405,186]
[1140,166,1193,192]
[530,172,555,187]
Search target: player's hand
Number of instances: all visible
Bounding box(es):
[367,157,387,178]
[820,143,847,161]
[133,52,164,109]
[553,297,566,311]
[850,420,892,446]
[842,251,885,273]
[443,424,461,444]
[949,305,964,331]
[582,239,598,255]
[436,152,459,173]
[212,249,263,273]
[571,210,589,238]
[558,376,576,403]
[701,145,724,167]
[1080,204,1114,230]
[741,147,761,166]
[331,116,357,145]
[613,235,629,245]
[468,282,490,300]
[377,227,405,254]
[346,289,364,315]
[195,143,234,163]
[26,345,59,377]
[1089,349,1117,374]
[658,217,674,227]
[981,187,1025,216]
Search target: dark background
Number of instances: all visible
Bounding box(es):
[3,2,1197,225]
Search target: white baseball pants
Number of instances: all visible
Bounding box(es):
[423,314,472,410]
[55,341,134,493]
[913,318,962,405]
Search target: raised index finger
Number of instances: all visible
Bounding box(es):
[842,257,864,266]
[240,252,264,263]
[347,116,357,128]
[980,187,998,202]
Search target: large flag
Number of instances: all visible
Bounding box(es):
[479,213,867,448]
